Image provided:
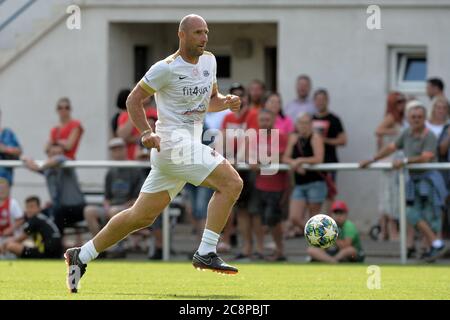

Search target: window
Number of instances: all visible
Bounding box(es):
[134,46,148,83]
[389,47,427,92]
[216,55,231,78]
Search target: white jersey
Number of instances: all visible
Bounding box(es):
[139,51,217,144]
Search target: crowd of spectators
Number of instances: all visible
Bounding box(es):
[0,75,449,263]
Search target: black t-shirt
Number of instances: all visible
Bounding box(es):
[312,113,345,163]
[292,135,324,185]
[23,213,62,253]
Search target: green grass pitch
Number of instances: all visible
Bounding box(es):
[1,260,449,300]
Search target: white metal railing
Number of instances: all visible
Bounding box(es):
[2,160,449,264]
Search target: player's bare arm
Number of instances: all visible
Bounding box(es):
[126,84,161,151]
[208,83,241,112]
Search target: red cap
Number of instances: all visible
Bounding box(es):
[331,200,348,213]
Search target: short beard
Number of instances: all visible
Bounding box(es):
[188,46,202,57]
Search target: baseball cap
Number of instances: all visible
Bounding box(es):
[331,200,348,213]
[108,137,125,148]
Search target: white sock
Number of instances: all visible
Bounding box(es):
[78,240,99,264]
[432,239,444,249]
[197,229,220,255]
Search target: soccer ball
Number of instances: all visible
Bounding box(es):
[304,214,338,249]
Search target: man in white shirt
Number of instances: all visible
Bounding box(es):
[65,14,242,293]
[284,75,316,121]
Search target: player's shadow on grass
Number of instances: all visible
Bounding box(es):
[93,292,245,299]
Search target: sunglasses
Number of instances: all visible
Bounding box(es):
[396,99,406,104]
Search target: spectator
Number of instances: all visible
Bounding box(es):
[111,89,131,137]
[0,177,24,257]
[282,113,326,238]
[83,138,142,238]
[245,80,266,130]
[248,79,266,110]
[221,86,261,259]
[217,83,249,252]
[117,96,158,160]
[426,78,446,102]
[374,92,407,241]
[22,143,86,233]
[312,89,347,204]
[0,196,62,259]
[0,109,22,185]
[307,200,365,263]
[204,82,236,135]
[284,75,316,121]
[360,103,447,262]
[427,97,450,139]
[264,92,294,135]
[435,99,450,238]
[248,109,289,261]
[47,98,84,160]
[221,83,250,161]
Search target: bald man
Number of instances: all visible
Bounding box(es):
[65,14,242,293]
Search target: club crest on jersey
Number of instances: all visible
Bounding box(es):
[203,70,210,77]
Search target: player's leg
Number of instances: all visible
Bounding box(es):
[191,160,242,274]
[65,163,187,292]
[91,191,170,254]
[64,191,170,293]
[199,160,243,234]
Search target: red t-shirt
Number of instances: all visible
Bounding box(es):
[246,107,261,130]
[255,133,288,192]
[221,110,248,130]
[221,110,249,158]
[50,119,84,160]
[0,198,11,234]
[118,108,158,160]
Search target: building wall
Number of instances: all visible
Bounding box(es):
[107,22,277,122]
[1,0,450,231]
[0,9,110,204]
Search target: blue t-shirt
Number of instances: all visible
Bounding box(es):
[0,128,21,185]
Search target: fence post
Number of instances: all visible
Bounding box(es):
[398,168,407,264]
[162,206,170,261]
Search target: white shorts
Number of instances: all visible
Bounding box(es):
[141,142,224,200]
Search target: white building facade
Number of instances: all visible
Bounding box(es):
[1,0,450,231]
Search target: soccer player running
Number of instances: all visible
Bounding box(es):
[65,14,243,293]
